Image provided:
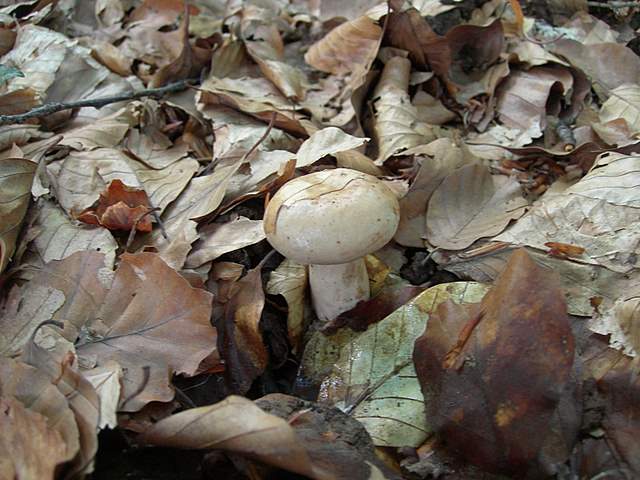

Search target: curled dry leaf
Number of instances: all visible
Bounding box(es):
[385,8,451,75]
[22,342,100,478]
[82,361,123,430]
[218,263,268,394]
[300,282,489,447]
[0,157,36,273]
[185,217,266,268]
[241,8,307,100]
[305,15,381,79]
[140,395,319,478]
[373,57,437,164]
[296,127,368,166]
[0,397,68,480]
[599,84,640,133]
[496,66,574,138]
[426,163,529,250]
[0,357,80,466]
[141,393,397,480]
[414,250,580,476]
[394,138,466,248]
[77,179,153,232]
[266,259,308,354]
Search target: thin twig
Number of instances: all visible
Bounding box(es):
[587,1,640,9]
[0,78,200,126]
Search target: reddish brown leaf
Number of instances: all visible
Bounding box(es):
[77,179,152,232]
[445,19,504,84]
[385,9,451,75]
[323,282,425,334]
[413,249,580,476]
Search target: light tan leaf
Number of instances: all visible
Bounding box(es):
[77,252,216,411]
[301,282,489,447]
[373,57,438,164]
[83,361,122,429]
[152,219,199,271]
[140,395,320,478]
[0,358,80,466]
[0,285,65,357]
[496,66,574,137]
[266,259,308,354]
[6,251,110,347]
[160,160,243,229]
[296,127,368,166]
[0,157,35,272]
[48,148,198,216]
[242,8,307,100]
[29,199,117,267]
[0,397,68,480]
[305,15,381,78]
[0,125,52,152]
[493,153,640,273]
[59,109,134,150]
[413,91,456,125]
[197,76,307,136]
[599,84,640,132]
[186,217,265,268]
[334,149,383,176]
[426,164,529,250]
[394,139,466,248]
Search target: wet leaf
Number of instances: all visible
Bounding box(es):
[300,282,489,447]
[414,250,580,476]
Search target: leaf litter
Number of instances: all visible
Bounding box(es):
[0,0,640,479]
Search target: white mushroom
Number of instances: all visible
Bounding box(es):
[263,168,400,322]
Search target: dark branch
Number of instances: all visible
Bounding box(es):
[0,78,200,126]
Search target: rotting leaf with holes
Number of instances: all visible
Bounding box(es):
[413,249,580,477]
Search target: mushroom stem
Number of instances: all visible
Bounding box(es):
[308,258,370,322]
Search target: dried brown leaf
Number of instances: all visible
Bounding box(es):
[219,264,268,393]
[0,397,68,480]
[426,163,528,250]
[0,157,36,273]
[77,252,217,411]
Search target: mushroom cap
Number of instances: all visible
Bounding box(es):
[263,168,400,265]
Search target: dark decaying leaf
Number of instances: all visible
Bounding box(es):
[218,263,269,394]
[413,249,581,477]
[140,394,400,479]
